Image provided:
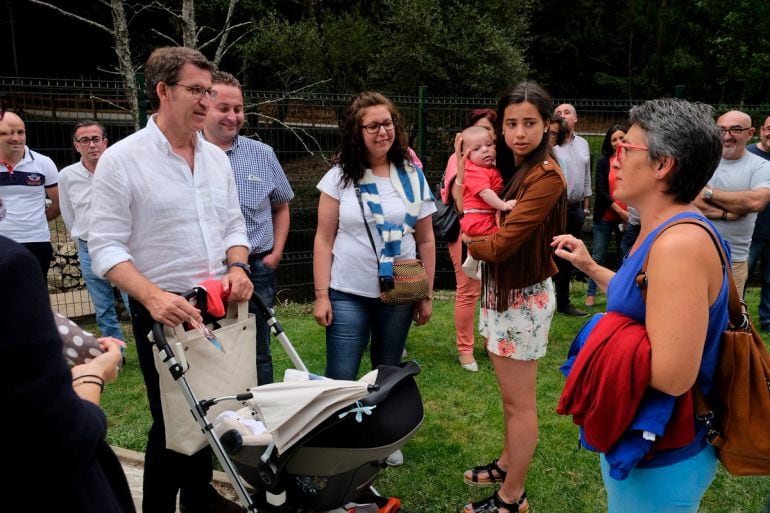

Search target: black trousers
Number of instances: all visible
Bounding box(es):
[129,299,214,513]
[553,204,585,309]
[22,241,53,277]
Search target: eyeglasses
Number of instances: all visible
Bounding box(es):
[362,120,394,134]
[761,126,770,132]
[75,136,105,145]
[615,142,649,164]
[717,126,751,137]
[174,83,218,100]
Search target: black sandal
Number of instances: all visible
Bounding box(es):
[463,490,528,513]
[464,459,508,486]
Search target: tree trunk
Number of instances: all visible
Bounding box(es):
[110,0,140,130]
[182,0,196,47]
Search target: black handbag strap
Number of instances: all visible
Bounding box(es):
[355,185,380,261]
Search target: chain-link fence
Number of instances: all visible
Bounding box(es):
[2,76,768,319]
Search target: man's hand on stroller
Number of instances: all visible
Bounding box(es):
[146,288,203,327]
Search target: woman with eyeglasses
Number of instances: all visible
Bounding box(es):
[313,91,435,382]
[552,99,728,512]
[585,123,628,307]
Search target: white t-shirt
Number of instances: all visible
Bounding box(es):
[708,152,770,262]
[317,165,436,298]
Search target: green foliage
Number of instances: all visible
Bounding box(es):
[101,285,770,512]
[240,12,326,90]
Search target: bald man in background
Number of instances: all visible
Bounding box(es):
[694,110,770,296]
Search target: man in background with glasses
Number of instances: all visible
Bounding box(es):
[59,120,130,342]
[694,110,770,296]
[0,110,60,276]
[88,46,251,513]
[747,115,770,331]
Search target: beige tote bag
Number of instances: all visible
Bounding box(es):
[152,300,257,455]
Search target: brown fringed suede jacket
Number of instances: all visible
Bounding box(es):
[466,158,567,311]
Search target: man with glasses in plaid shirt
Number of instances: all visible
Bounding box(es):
[694,110,770,296]
[204,70,294,385]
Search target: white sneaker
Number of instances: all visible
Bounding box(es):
[461,360,479,372]
[385,449,404,466]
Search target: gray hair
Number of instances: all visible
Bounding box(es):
[629,98,722,203]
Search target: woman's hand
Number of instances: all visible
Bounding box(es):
[551,234,593,273]
[413,297,433,326]
[314,296,333,327]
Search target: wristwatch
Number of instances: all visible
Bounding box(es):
[703,187,714,201]
[228,262,251,277]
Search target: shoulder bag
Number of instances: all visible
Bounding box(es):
[431,181,460,243]
[355,186,430,305]
[637,217,770,476]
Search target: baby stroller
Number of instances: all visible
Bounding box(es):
[151,288,424,512]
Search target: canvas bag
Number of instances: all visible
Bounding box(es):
[152,300,257,455]
[638,218,770,476]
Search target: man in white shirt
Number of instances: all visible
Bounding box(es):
[88,46,252,513]
[0,110,60,275]
[552,103,591,316]
[694,110,770,296]
[59,120,129,340]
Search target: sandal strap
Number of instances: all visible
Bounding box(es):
[470,459,508,483]
[466,490,527,513]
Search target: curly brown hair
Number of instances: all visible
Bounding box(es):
[334,91,410,187]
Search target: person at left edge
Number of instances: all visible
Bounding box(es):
[203,70,294,385]
[0,110,60,276]
[88,46,252,513]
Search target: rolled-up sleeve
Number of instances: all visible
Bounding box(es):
[88,152,134,278]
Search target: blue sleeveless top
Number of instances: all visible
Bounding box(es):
[606,212,730,467]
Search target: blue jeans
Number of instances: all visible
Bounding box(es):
[78,239,129,340]
[587,220,622,297]
[601,445,717,513]
[748,238,770,328]
[325,289,414,380]
[248,259,276,385]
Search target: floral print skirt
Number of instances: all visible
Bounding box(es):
[479,278,555,360]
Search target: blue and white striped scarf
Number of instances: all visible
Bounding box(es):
[358,161,433,282]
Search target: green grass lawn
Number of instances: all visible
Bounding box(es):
[101,283,770,512]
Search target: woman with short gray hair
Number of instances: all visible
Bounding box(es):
[552,98,728,512]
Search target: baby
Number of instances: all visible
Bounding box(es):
[458,126,516,278]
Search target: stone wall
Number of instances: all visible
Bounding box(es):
[47,240,85,292]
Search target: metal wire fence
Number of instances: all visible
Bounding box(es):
[2,76,768,319]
